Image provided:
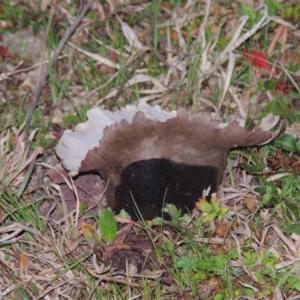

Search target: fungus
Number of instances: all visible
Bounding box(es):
[53,103,284,220]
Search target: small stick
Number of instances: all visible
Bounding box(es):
[24,0,95,134]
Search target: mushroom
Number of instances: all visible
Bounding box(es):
[54,103,284,220]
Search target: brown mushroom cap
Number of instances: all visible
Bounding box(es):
[55,103,284,219]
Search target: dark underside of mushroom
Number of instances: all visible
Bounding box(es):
[114,158,218,220]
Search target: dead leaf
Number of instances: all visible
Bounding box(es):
[81,222,94,241]
[46,171,107,219]
[215,223,230,238]
[259,114,280,131]
[111,222,133,246]
[116,15,146,52]
[19,253,27,274]
[209,276,221,292]
[243,198,256,213]
[215,245,227,254]
[91,1,106,21]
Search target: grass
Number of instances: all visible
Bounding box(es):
[0,0,300,299]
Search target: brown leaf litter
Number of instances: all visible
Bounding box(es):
[41,169,107,222]
[97,223,161,272]
[0,121,43,196]
[268,148,300,175]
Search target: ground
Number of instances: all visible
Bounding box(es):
[1,0,300,299]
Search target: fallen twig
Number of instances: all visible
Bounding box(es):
[24,0,95,135]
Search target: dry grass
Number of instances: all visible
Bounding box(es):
[1,0,300,299]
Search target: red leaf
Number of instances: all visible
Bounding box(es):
[53,131,62,139]
[276,80,290,92]
[244,50,272,72]
[0,46,12,58]
[109,51,119,63]
[14,64,23,71]
[15,77,24,86]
